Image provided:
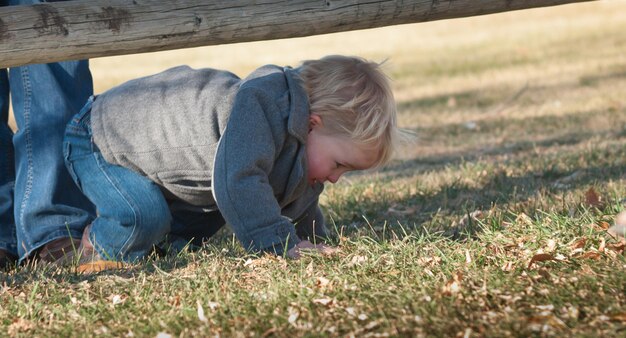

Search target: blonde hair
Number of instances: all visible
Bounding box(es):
[298,55,402,167]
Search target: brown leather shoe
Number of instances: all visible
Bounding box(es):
[38,237,81,266]
[76,224,124,273]
[0,249,17,271]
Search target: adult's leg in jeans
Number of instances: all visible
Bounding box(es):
[0,0,17,267]
[11,60,95,261]
[0,68,18,265]
[64,112,172,262]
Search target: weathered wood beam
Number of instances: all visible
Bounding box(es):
[0,0,595,68]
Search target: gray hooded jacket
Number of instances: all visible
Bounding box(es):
[90,65,324,252]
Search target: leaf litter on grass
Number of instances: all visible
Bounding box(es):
[3,1,626,336]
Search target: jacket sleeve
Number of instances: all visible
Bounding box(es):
[212,87,301,254]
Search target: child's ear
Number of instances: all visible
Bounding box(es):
[309,114,323,130]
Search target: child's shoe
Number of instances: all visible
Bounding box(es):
[38,237,81,266]
[76,224,125,273]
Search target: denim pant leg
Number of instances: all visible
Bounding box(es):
[165,202,225,251]
[0,69,17,255]
[10,60,96,260]
[64,106,172,262]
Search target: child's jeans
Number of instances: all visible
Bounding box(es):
[63,97,172,261]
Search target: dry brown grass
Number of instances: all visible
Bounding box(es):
[3,2,626,337]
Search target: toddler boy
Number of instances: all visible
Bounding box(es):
[63,55,403,271]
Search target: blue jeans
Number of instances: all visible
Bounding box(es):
[64,99,228,261]
[0,0,95,260]
[63,99,171,261]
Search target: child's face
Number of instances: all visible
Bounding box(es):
[305,115,378,186]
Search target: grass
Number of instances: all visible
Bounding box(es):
[2,1,626,336]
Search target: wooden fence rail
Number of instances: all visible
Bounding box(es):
[0,0,594,68]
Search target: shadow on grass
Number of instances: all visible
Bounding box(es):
[416,109,623,145]
[1,246,202,285]
[388,93,626,178]
[383,127,626,179]
[578,69,626,87]
[336,135,626,240]
[397,65,626,113]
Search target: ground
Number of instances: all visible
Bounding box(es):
[2,1,625,336]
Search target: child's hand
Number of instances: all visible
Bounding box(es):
[287,240,339,259]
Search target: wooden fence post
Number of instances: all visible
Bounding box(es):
[0,0,595,68]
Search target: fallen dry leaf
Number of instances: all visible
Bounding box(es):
[386,204,419,216]
[418,256,442,267]
[562,306,580,320]
[534,304,555,311]
[197,300,208,323]
[610,313,626,323]
[578,251,602,260]
[570,248,585,256]
[584,187,604,209]
[348,255,368,267]
[316,276,331,289]
[597,221,611,230]
[313,298,334,306]
[516,213,534,226]
[261,328,279,338]
[569,238,587,250]
[169,295,181,307]
[527,314,567,331]
[364,320,379,330]
[8,318,34,335]
[528,253,555,269]
[109,294,125,306]
[441,272,463,296]
[596,315,611,322]
[606,242,625,253]
[288,307,299,324]
[501,261,515,272]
